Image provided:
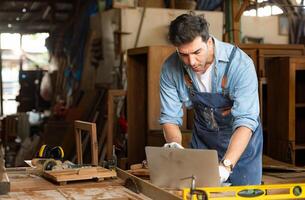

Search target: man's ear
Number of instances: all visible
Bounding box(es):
[207,37,213,46]
[206,37,213,51]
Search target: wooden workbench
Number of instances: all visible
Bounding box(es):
[0,167,181,200]
[2,157,305,200]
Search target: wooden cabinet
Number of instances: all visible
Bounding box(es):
[238,44,305,154]
[127,46,190,165]
[266,57,305,166]
[239,44,305,77]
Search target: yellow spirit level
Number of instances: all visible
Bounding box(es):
[182,183,305,200]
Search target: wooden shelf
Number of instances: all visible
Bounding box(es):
[296,103,305,108]
[295,144,305,150]
[266,56,305,165]
[127,46,178,165]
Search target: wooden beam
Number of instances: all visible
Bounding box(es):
[234,0,249,22]
[116,168,181,200]
[75,120,97,131]
[232,0,241,44]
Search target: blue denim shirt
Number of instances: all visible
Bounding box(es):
[159,37,260,132]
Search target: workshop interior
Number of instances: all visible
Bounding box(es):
[0,0,305,199]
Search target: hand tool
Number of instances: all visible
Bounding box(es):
[183,182,305,200]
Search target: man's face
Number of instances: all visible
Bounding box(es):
[176,36,211,74]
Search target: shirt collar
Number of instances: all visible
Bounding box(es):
[212,36,230,63]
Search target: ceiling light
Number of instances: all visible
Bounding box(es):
[16,17,20,21]
[22,8,27,13]
[8,24,12,28]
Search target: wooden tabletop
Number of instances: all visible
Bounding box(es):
[0,167,152,200]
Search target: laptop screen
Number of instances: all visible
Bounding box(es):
[145,146,220,189]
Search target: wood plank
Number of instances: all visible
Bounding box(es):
[74,120,96,131]
[127,47,149,56]
[43,167,116,183]
[2,186,150,200]
[263,155,305,172]
[147,46,175,130]
[127,50,148,165]
[264,172,305,179]
[295,144,305,150]
[5,167,125,193]
[98,119,108,164]
[3,167,178,199]
[91,125,99,166]
[0,145,9,195]
[0,172,10,195]
[74,121,99,166]
[116,168,181,200]
[58,186,151,200]
[238,44,305,51]
[4,189,67,199]
[75,128,83,165]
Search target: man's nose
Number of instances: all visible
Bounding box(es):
[188,54,196,66]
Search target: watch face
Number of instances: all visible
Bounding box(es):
[223,159,232,166]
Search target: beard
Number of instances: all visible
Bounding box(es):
[190,57,208,74]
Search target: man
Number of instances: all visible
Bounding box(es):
[159,13,263,186]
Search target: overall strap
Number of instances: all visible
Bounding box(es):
[221,46,238,94]
[182,66,194,90]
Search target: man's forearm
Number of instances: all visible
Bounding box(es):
[223,126,252,167]
[162,123,182,144]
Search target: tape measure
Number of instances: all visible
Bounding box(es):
[182,183,305,200]
[38,145,64,160]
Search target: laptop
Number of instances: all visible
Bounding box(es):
[145,146,220,189]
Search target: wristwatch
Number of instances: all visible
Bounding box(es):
[222,159,233,172]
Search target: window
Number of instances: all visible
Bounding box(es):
[243,4,283,17]
[0,33,49,115]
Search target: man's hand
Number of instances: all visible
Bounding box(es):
[163,142,184,149]
[218,165,230,183]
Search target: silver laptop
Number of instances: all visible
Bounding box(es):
[145,146,220,189]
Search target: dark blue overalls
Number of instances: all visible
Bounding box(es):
[183,47,263,186]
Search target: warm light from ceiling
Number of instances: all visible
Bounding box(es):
[243,5,283,16]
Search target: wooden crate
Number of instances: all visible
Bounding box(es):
[43,166,116,185]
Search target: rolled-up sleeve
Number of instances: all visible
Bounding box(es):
[231,60,260,132]
[159,64,184,126]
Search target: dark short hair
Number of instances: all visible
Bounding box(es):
[168,12,210,46]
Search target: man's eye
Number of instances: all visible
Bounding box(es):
[180,53,188,57]
[193,49,201,55]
